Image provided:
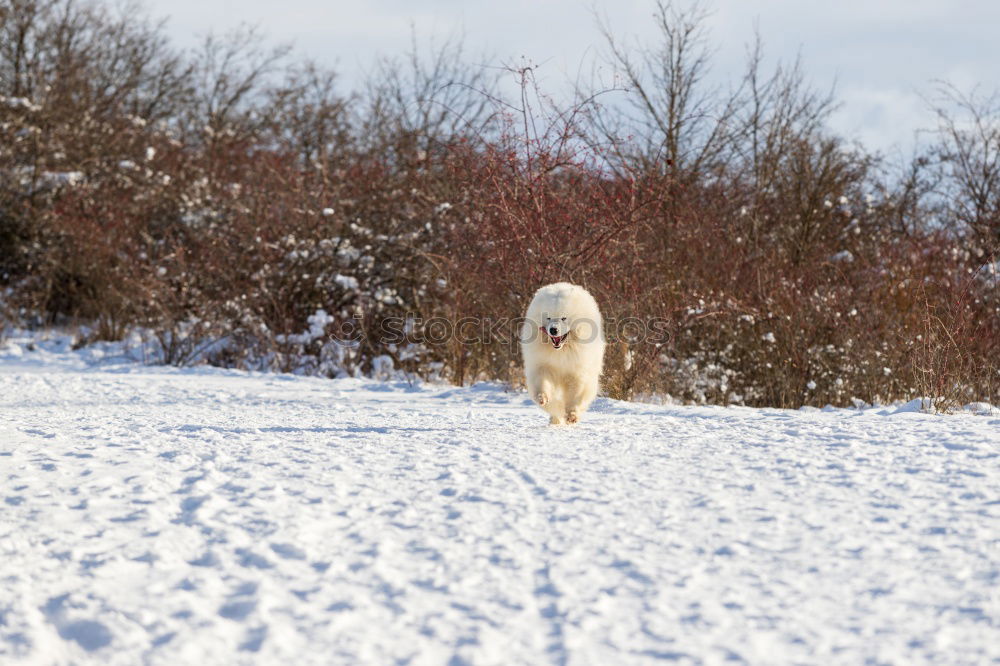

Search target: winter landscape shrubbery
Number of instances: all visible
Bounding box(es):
[1,0,997,409]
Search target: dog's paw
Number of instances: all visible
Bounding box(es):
[566,410,579,424]
[549,415,564,425]
[535,392,549,406]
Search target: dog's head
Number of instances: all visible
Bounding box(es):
[539,315,571,350]
[523,283,603,354]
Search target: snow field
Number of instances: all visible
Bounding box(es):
[0,341,998,665]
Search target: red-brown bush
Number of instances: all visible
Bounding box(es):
[1,0,997,408]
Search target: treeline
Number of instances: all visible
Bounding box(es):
[1,0,997,408]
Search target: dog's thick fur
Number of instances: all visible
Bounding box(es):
[521,282,605,425]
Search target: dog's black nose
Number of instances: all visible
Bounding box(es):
[549,327,558,336]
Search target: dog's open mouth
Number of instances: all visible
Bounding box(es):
[542,328,569,349]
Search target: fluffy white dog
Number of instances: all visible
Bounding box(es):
[521,282,605,425]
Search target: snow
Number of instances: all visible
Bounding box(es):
[1,334,999,665]
[333,274,359,291]
[37,171,85,188]
[1,96,42,112]
[277,310,335,346]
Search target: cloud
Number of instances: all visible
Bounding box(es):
[159,0,999,154]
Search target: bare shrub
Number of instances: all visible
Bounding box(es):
[930,83,1000,256]
[0,0,996,409]
[909,251,999,411]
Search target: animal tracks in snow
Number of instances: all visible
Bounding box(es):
[0,359,998,665]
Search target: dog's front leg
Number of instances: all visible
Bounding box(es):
[564,376,597,424]
[527,367,554,407]
[533,379,553,407]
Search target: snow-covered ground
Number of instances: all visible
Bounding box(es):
[1,334,998,665]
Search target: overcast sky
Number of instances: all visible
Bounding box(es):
[158,0,1000,156]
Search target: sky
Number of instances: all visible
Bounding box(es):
[158,0,1000,157]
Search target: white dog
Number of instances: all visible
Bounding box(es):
[521,282,605,425]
